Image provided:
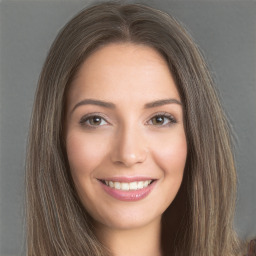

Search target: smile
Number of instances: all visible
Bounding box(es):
[98,178,157,201]
[101,180,154,191]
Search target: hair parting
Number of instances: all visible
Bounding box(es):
[26,2,241,255]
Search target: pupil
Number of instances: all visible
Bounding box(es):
[91,116,101,125]
[155,116,163,124]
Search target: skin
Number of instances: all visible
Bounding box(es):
[65,43,187,256]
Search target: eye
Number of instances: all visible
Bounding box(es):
[79,114,108,128]
[148,113,177,126]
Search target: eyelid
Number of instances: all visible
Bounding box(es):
[79,112,110,127]
[79,111,178,129]
[146,111,177,126]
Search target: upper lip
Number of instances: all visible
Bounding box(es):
[97,176,156,182]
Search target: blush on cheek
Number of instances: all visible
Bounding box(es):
[152,140,187,176]
[66,132,111,180]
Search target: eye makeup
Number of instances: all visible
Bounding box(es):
[79,111,177,129]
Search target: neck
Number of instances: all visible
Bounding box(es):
[94,217,162,256]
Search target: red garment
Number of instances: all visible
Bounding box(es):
[246,239,256,256]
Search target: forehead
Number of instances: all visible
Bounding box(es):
[67,43,180,106]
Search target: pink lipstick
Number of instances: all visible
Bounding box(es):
[98,177,157,201]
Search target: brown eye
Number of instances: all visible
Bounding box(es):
[88,116,102,125]
[80,115,108,127]
[152,116,165,125]
[149,114,177,126]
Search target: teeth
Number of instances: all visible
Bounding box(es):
[144,180,149,186]
[109,181,114,188]
[138,181,144,189]
[104,180,153,190]
[129,182,138,190]
[115,182,121,190]
[121,183,129,190]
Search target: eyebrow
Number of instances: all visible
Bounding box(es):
[144,98,182,108]
[71,99,115,114]
[71,98,182,114]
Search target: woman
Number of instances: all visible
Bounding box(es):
[26,1,242,255]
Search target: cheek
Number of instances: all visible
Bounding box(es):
[65,132,108,178]
[141,129,187,216]
[65,132,111,214]
[149,128,187,208]
[150,129,187,175]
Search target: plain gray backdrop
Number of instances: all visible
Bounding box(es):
[0,0,255,255]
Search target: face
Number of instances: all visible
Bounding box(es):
[65,43,187,231]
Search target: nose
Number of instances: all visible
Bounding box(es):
[110,126,148,167]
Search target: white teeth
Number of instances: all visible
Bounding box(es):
[144,180,149,186]
[104,180,153,190]
[138,181,144,189]
[121,183,129,191]
[129,182,138,190]
[115,182,121,189]
[109,181,114,188]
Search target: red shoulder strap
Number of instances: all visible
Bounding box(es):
[247,239,256,256]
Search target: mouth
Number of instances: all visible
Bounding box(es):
[98,178,157,201]
[99,179,155,191]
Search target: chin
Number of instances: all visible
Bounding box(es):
[89,203,165,231]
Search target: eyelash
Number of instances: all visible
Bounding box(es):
[79,113,108,129]
[147,112,177,127]
[79,112,177,129]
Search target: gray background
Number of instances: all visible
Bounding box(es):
[0,0,255,255]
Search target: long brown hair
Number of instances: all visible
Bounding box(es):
[26,1,241,255]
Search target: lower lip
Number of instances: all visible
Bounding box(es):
[100,181,157,201]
